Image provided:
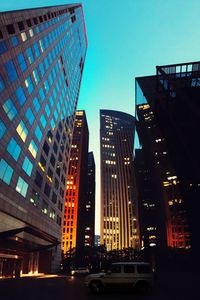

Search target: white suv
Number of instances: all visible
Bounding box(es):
[85,262,155,294]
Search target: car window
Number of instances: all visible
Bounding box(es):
[110,265,121,273]
[137,265,152,274]
[124,265,135,273]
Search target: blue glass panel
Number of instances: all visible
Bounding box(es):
[0,159,13,185]
[40,114,47,128]
[26,47,34,64]
[0,41,7,55]
[33,42,40,58]
[5,60,17,82]
[22,157,33,176]
[3,98,17,121]
[0,75,5,92]
[25,107,35,125]
[33,97,40,113]
[7,138,21,161]
[25,76,34,94]
[11,36,19,47]
[15,86,26,106]
[17,53,27,72]
[0,119,6,140]
[39,62,45,77]
[35,125,42,142]
[33,69,40,85]
[45,104,50,117]
[39,87,45,102]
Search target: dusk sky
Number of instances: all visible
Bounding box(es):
[1,0,200,234]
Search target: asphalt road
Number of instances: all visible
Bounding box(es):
[0,271,198,300]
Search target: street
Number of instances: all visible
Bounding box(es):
[0,271,198,300]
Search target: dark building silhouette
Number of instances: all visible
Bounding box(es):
[85,152,95,247]
[100,110,140,251]
[0,4,87,276]
[62,111,89,259]
[135,61,200,265]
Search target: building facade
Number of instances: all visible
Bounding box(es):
[84,152,95,247]
[62,110,89,257]
[135,63,199,263]
[0,4,87,276]
[100,110,140,251]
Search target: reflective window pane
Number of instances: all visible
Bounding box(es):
[22,156,33,176]
[0,159,13,185]
[16,176,28,197]
[3,98,17,121]
[7,138,21,161]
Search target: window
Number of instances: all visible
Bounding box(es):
[28,140,38,158]
[33,97,40,112]
[33,42,40,58]
[51,192,57,204]
[17,53,27,72]
[40,114,47,128]
[0,119,6,140]
[45,104,50,117]
[137,265,152,274]
[35,125,42,142]
[5,60,17,82]
[26,48,34,64]
[7,138,21,161]
[16,176,28,197]
[39,62,45,77]
[50,154,55,167]
[39,87,45,101]
[43,141,49,156]
[3,98,17,121]
[110,265,121,273]
[25,76,34,94]
[0,75,5,92]
[0,159,13,184]
[42,200,48,214]
[29,29,34,37]
[21,32,27,42]
[32,69,40,85]
[50,208,55,220]
[18,21,25,31]
[22,156,33,176]
[35,171,43,188]
[11,36,19,47]
[7,24,15,34]
[0,41,7,55]
[44,183,51,197]
[16,121,28,142]
[124,265,135,273]
[15,86,26,106]
[30,189,40,206]
[25,107,35,125]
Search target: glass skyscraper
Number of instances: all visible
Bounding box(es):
[100,110,140,251]
[0,4,87,276]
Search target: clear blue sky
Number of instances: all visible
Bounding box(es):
[1,0,200,234]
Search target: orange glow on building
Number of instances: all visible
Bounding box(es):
[62,111,89,255]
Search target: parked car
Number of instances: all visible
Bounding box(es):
[70,267,90,276]
[85,262,155,294]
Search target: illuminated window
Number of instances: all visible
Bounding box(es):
[28,140,38,158]
[21,32,27,42]
[16,176,28,197]
[16,121,28,142]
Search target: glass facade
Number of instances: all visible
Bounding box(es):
[0,4,87,276]
[100,110,140,251]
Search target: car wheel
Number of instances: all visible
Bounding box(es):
[89,281,103,294]
[136,281,149,294]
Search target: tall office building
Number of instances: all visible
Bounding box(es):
[0,4,87,276]
[85,152,95,247]
[135,62,200,262]
[100,110,140,251]
[62,111,89,257]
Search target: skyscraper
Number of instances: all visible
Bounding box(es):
[62,110,89,257]
[135,62,200,262]
[0,4,87,276]
[85,151,95,247]
[100,110,140,251]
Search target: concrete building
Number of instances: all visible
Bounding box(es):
[0,4,87,276]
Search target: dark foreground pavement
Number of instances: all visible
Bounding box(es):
[0,271,198,300]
